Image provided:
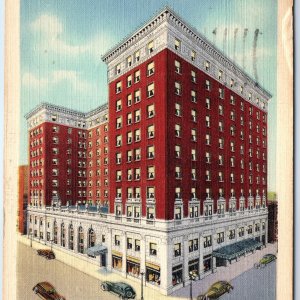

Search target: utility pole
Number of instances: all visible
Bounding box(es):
[140,272,144,300]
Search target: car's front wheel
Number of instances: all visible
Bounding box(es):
[33,287,38,294]
[101,283,108,291]
[126,291,133,298]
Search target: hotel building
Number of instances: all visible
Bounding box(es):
[26,7,271,295]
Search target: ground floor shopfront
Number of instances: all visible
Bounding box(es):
[27,205,268,295]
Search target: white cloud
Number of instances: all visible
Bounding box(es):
[22,72,48,89]
[30,14,114,59]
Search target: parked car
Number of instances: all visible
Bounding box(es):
[197,281,233,300]
[37,249,55,260]
[254,253,276,268]
[32,282,65,300]
[101,281,136,299]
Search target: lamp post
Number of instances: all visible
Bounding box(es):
[189,271,197,300]
[30,233,33,247]
[140,271,145,300]
[50,239,54,251]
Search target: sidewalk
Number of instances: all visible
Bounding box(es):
[18,234,277,300]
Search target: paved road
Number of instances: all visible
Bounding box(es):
[220,261,276,300]
[17,242,118,300]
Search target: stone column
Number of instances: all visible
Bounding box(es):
[160,237,172,295]
[106,228,112,271]
[140,234,146,273]
[183,237,189,283]
[199,235,204,279]
[122,231,127,277]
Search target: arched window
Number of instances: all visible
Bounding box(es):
[78,226,84,253]
[61,223,65,247]
[88,228,96,248]
[69,224,74,250]
[53,221,58,244]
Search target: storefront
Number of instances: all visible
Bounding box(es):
[126,256,140,278]
[172,264,183,286]
[188,259,199,279]
[112,251,122,271]
[146,262,160,286]
[203,254,212,273]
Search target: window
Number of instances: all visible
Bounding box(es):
[175,166,182,179]
[127,132,132,144]
[217,232,224,244]
[116,63,121,74]
[219,88,224,99]
[135,239,141,251]
[134,129,141,142]
[134,70,140,83]
[127,56,132,67]
[206,115,211,127]
[147,187,155,199]
[218,171,224,182]
[205,61,210,71]
[175,124,181,137]
[135,50,140,62]
[230,126,235,136]
[147,166,155,179]
[206,98,211,109]
[191,109,197,122]
[116,117,122,129]
[205,80,211,91]
[218,70,223,80]
[127,188,133,199]
[147,83,154,97]
[191,50,196,61]
[127,75,132,87]
[150,243,157,255]
[191,169,197,179]
[230,141,235,152]
[230,95,235,105]
[204,236,212,248]
[206,134,211,146]
[174,243,181,257]
[219,138,224,149]
[116,135,122,147]
[147,145,155,159]
[191,70,196,83]
[175,145,181,158]
[148,40,154,53]
[147,104,155,118]
[205,170,211,181]
[147,206,155,219]
[189,239,199,252]
[127,94,132,106]
[174,38,181,50]
[175,103,181,117]
[116,81,122,93]
[134,90,141,103]
[219,105,224,115]
[116,170,122,182]
[175,60,181,73]
[206,152,211,163]
[175,187,182,200]
[127,238,133,249]
[191,129,196,141]
[116,99,122,111]
[115,235,121,246]
[134,110,141,123]
[135,148,141,161]
[175,206,182,219]
[147,61,155,76]
[175,82,181,95]
[230,110,236,121]
[189,204,199,217]
[219,121,224,132]
[127,113,132,125]
[191,90,197,102]
[148,125,155,138]
[191,149,196,161]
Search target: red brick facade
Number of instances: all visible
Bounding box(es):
[18,165,29,234]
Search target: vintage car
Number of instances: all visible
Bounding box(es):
[32,282,65,300]
[197,281,233,300]
[254,253,277,268]
[37,249,55,260]
[101,281,136,299]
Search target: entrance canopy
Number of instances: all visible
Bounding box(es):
[87,244,107,257]
[212,238,262,260]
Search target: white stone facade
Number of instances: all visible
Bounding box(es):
[27,205,268,295]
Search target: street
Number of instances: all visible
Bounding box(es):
[17,241,117,300]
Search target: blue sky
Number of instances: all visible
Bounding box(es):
[20,0,277,191]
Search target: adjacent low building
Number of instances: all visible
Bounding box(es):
[26,7,271,295]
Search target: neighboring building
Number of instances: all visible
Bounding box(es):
[27,7,271,295]
[268,193,278,243]
[17,165,29,234]
[26,103,108,207]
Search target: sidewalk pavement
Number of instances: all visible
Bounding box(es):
[18,234,277,300]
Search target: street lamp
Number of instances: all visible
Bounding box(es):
[140,271,145,300]
[50,239,54,251]
[30,232,33,247]
[189,271,197,300]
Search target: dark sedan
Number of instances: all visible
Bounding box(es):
[101,281,136,299]
[37,249,55,260]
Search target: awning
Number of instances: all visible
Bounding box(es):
[212,238,262,260]
[87,244,107,257]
